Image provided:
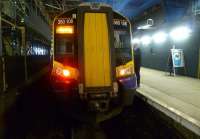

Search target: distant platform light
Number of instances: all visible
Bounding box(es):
[141,35,152,45]
[137,19,154,30]
[153,31,167,44]
[131,38,140,44]
[56,26,74,34]
[170,26,192,41]
[137,24,152,30]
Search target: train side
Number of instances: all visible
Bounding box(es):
[51,3,137,112]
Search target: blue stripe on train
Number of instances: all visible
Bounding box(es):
[118,75,137,90]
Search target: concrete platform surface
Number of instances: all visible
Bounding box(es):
[137,67,200,136]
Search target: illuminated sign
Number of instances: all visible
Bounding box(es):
[56,26,74,34]
[171,49,185,68]
[57,18,74,25]
[113,19,128,27]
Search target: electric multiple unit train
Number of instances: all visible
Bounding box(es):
[51,3,137,112]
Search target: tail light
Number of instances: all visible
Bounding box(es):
[116,66,133,78]
[119,69,126,76]
[116,61,134,78]
[63,69,71,77]
[52,61,79,80]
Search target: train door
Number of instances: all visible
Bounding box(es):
[83,13,111,87]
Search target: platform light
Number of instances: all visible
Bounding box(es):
[56,26,74,34]
[140,35,152,45]
[131,38,140,44]
[137,24,152,30]
[137,19,154,30]
[153,31,167,44]
[170,26,192,41]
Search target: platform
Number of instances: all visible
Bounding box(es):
[137,67,200,136]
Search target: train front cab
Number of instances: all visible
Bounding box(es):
[113,11,137,106]
[78,5,119,111]
[51,3,137,112]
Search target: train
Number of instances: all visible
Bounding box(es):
[50,3,137,116]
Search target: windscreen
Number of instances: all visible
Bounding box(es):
[53,10,77,67]
[113,18,132,66]
[114,31,131,63]
[55,36,73,55]
[54,35,76,66]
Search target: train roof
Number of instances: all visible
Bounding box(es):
[54,3,129,22]
[79,2,111,8]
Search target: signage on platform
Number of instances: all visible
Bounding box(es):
[171,49,185,68]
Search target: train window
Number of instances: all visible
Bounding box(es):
[114,31,132,65]
[55,37,74,55]
[114,31,130,49]
[54,34,78,66]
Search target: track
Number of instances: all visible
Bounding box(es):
[3,74,184,139]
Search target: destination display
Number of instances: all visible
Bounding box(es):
[113,19,128,27]
[113,19,129,30]
[55,13,77,25]
[56,18,74,25]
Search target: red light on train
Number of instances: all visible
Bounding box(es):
[63,69,70,77]
[52,61,79,81]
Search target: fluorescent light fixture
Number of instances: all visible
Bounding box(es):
[153,31,167,44]
[131,38,140,44]
[141,35,152,45]
[137,19,154,30]
[170,26,192,41]
[137,24,152,30]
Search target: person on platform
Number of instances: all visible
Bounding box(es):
[133,44,141,87]
[168,51,173,76]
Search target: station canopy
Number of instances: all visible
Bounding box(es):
[42,0,190,21]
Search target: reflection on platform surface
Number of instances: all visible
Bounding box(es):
[137,67,200,136]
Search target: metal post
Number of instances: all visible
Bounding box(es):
[20,27,28,81]
[0,1,2,56]
[0,1,6,93]
[2,58,6,92]
[0,11,2,92]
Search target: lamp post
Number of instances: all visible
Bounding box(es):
[0,2,2,56]
[0,1,6,93]
[0,2,7,93]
